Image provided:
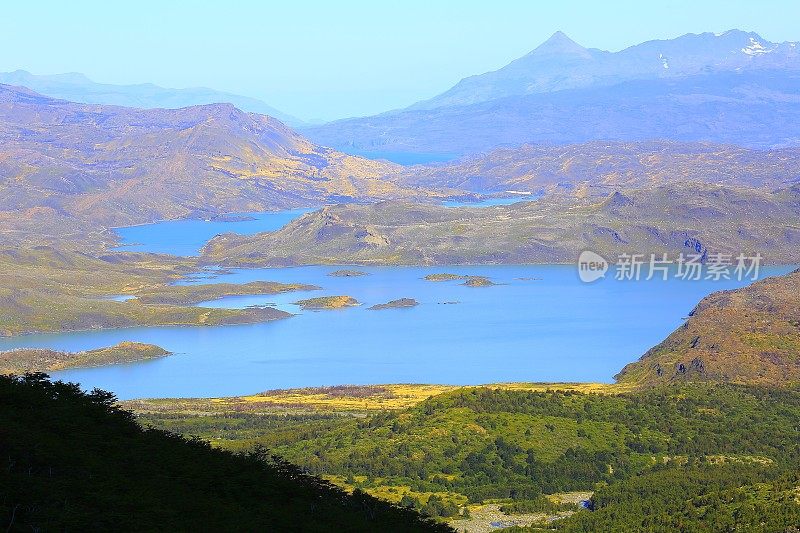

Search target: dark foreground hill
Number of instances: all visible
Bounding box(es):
[0,373,448,532]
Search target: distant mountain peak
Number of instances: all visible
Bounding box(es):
[530,31,589,57]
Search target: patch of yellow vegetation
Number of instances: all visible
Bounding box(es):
[704,455,775,466]
[482,382,631,395]
[130,382,630,416]
[210,384,456,412]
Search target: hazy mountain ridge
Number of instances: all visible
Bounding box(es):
[304,70,800,156]
[304,30,800,157]
[411,30,800,110]
[0,69,305,126]
[0,84,419,247]
[398,140,800,193]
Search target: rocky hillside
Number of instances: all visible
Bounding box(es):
[201,183,800,266]
[617,269,800,387]
[0,85,417,247]
[0,342,170,374]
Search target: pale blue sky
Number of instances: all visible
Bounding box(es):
[2,0,799,120]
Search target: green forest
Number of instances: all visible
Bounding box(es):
[141,384,800,531]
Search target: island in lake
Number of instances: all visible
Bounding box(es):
[368,298,419,310]
[424,273,496,287]
[0,341,170,374]
[294,296,360,310]
[328,269,369,277]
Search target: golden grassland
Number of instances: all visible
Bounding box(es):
[125,382,628,415]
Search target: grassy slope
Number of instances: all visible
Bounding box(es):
[0,373,448,532]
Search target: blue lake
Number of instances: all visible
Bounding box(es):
[342,150,458,165]
[1,262,791,399]
[441,195,540,207]
[4,207,791,399]
[113,208,314,256]
[113,201,537,256]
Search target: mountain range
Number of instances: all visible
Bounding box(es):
[412,30,800,109]
[303,30,800,158]
[0,70,304,127]
[0,84,418,247]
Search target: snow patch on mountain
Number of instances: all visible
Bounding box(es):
[741,37,775,56]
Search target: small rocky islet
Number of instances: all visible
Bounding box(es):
[423,273,496,287]
[368,298,419,311]
[328,269,369,277]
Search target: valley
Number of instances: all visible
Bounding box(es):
[115,266,799,529]
[130,378,800,530]
[2,19,800,531]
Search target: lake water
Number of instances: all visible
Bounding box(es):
[342,150,458,165]
[4,207,792,399]
[114,208,314,256]
[1,261,791,399]
[441,195,540,207]
[113,201,537,256]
